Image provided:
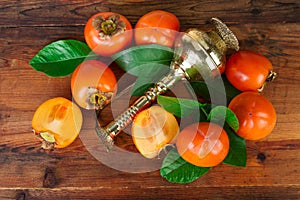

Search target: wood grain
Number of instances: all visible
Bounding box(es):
[0,0,300,199]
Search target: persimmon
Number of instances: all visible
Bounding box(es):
[135,10,180,47]
[228,91,276,140]
[32,97,83,149]
[84,12,133,56]
[225,51,276,91]
[71,60,117,110]
[132,106,179,159]
[176,122,229,167]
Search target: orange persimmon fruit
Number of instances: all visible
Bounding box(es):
[228,91,276,140]
[131,106,179,159]
[176,122,229,167]
[71,60,117,110]
[135,10,180,47]
[32,97,83,149]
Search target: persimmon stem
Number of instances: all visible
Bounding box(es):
[266,71,277,82]
[258,71,277,93]
[101,20,117,35]
[34,131,56,150]
[87,87,113,110]
[157,144,176,159]
[92,14,126,39]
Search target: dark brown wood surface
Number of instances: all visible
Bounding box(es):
[1,0,300,199]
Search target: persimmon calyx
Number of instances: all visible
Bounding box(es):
[92,14,126,39]
[266,71,277,82]
[258,71,278,93]
[87,87,113,110]
[34,130,56,150]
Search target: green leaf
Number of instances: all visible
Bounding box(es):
[30,40,96,77]
[157,95,206,117]
[131,64,170,96]
[190,75,241,104]
[111,44,174,77]
[207,106,239,132]
[160,150,211,184]
[223,125,247,167]
[131,78,154,96]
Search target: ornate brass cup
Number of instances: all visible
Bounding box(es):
[96,18,239,151]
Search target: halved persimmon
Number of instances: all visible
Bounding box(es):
[32,97,83,149]
[131,106,179,159]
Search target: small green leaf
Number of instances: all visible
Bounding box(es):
[111,44,173,77]
[190,75,241,104]
[157,95,206,117]
[223,125,247,167]
[160,150,211,184]
[208,106,239,132]
[30,40,96,77]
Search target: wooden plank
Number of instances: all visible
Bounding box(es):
[1,131,299,187]
[1,0,300,199]
[0,185,299,200]
[0,0,299,28]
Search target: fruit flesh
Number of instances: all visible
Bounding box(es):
[132,106,179,159]
[32,97,83,149]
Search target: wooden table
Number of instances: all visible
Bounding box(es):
[1,0,299,199]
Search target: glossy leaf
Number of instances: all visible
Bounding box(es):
[190,75,241,104]
[131,64,170,96]
[157,95,206,117]
[111,44,173,77]
[30,40,96,77]
[208,106,239,132]
[223,125,247,167]
[131,78,153,97]
[160,149,211,184]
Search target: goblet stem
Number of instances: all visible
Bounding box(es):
[96,68,185,151]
